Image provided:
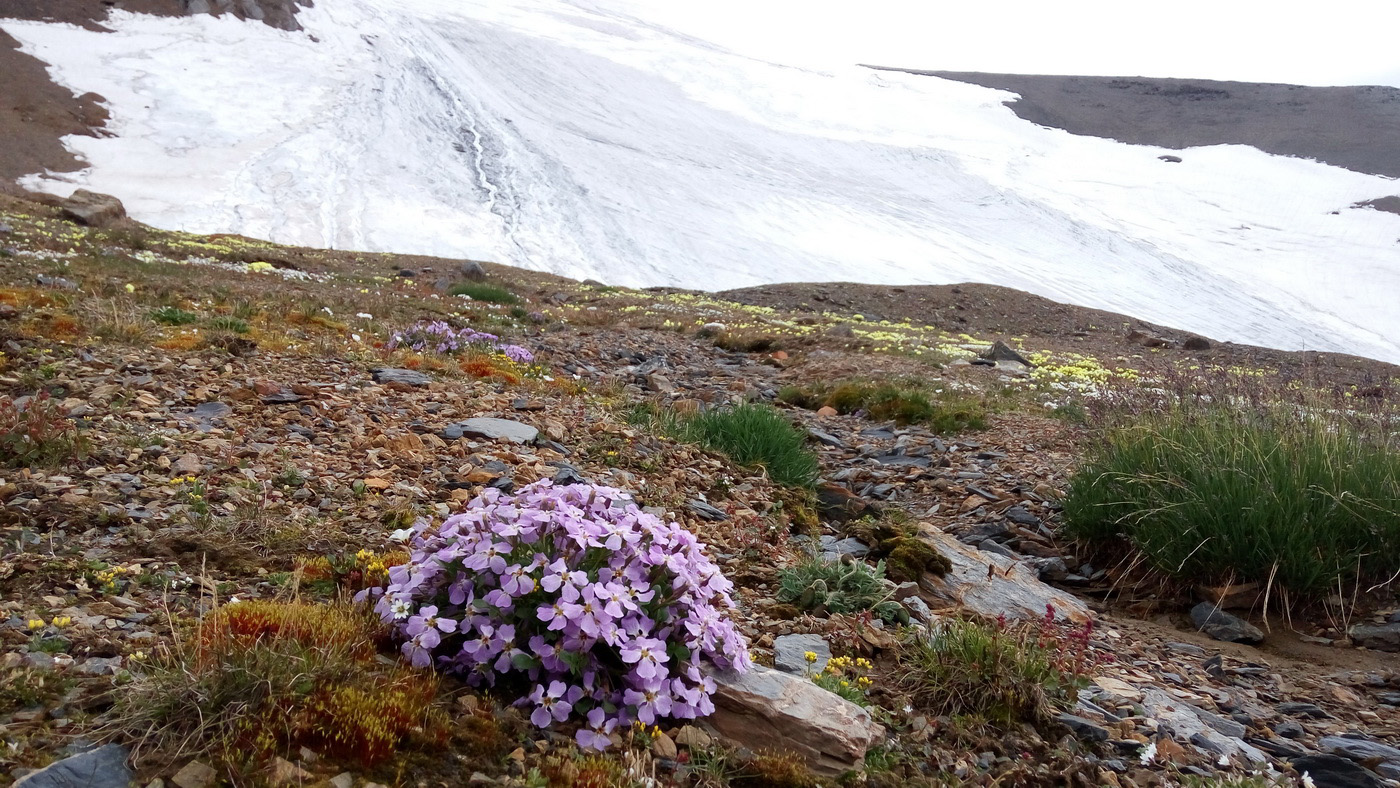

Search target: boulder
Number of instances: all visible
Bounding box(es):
[773,633,831,676]
[982,340,1033,367]
[1348,622,1400,652]
[459,260,487,280]
[1190,602,1264,644]
[1318,735,1400,765]
[706,665,883,776]
[14,744,132,788]
[1139,687,1266,764]
[58,190,127,228]
[915,528,1091,623]
[441,418,539,444]
[1291,754,1383,788]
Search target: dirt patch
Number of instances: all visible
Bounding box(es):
[871,68,1400,179]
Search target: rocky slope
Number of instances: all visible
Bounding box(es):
[1,192,1398,787]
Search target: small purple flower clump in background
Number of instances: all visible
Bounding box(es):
[386,320,534,363]
[362,481,751,750]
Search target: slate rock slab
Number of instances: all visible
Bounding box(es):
[14,744,131,788]
[1349,622,1400,652]
[372,368,433,387]
[442,418,539,444]
[773,633,831,676]
[706,665,883,776]
[1318,735,1400,764]
[1292,754,1383,788]
[1191,602,1264,644]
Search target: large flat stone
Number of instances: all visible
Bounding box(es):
[441,418,538,444]
[1349,622,1400,652]
[1191,602,1264,644]
[915,528,1091,623]
[706,665,883,775]
[14,744,132,788]
[1140,688,1267,765]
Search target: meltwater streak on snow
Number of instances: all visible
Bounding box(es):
[6,1,1400,361]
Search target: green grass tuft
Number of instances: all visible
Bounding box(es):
[1062,402,1400,598]
[449,282,521,304]
[897,614,1093,727]
[149,305,199,325]
[779,379,986,433]
[669,402,820,488]
[206,316,251,334]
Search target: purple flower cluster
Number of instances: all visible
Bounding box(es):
[361,481,750,750]
[386,320,535,363]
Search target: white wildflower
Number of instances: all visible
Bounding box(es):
[389,527,414,542]
[1302,773,1315,788]
[356,312,372,319]
[1139,741,1157,765]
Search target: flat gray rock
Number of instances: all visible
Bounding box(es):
[372,368,433,387]
[1191,602,1264,644]
[1349,622,1400,652]
[773,633,831,675]
[14,744,132,788]
[441,417,538,444]
[1319,735,1400,764]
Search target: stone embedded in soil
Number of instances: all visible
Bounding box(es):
[1291,754,1384,788]
[171,760,218,788]
[372,367,433,387]
[773,633,831,675]
[916,528,1091,623]
[12,744,132,788]
[1056,713,1110,742]
[706,665,884,776]
[686,499,729,521]
[1348,622,1400,652]
[1318,735,1400,766]
[1190,602,1264,644]
[819,535,870,559]
[1278,701,1332,719]
[441,418,539,444]
[1139,687,1267,764]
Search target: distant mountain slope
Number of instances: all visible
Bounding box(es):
[4,2,1400,362]
[874,69,1400,179]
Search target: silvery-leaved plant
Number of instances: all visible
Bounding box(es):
[386,319,534,363]
[360,481,750,750]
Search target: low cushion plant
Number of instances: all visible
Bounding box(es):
[364,481,751,749]
[387,319,533,362]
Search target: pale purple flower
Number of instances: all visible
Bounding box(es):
[372,480,750,748]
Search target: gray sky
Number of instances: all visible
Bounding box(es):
[618,0,1400,88]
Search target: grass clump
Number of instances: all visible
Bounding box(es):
[897,610,1094,727]
[449,281,521,304]
[0,392,86,468]
[776,557,907,624]
[661,402,819,488]
[149,305,199,325]
[205,315,250,334]
[1062,401,1400,598]
[111,600,447,774]
[779,380,986,432]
